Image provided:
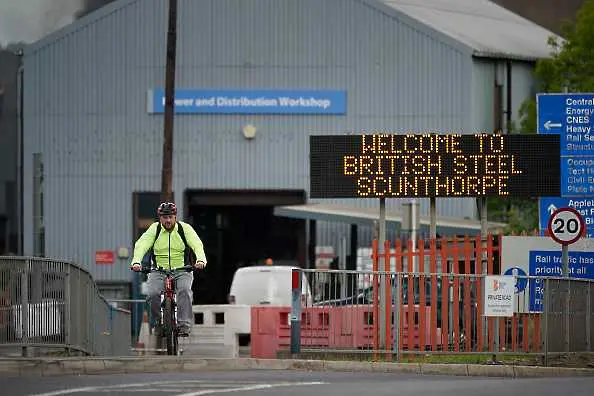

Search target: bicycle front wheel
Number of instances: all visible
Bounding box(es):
[163,297,178,355]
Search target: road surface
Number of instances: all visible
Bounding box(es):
[1,369,593,396]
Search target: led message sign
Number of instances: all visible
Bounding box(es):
[309,133,561,198]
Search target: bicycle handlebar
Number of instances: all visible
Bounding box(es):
[136,265,195,275]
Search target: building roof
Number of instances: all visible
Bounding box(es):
[274,203,507,233]
[379,0,563,61]
[23,0,561,61]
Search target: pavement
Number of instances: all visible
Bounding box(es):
[1,369,594,396]
[1,357,594,378]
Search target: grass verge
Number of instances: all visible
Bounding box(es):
[278,350,594,368]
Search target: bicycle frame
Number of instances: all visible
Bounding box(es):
[141,265,193,356]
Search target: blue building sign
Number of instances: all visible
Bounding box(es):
[528,250,594,312]
[147,89,347,115]
[537,93,594,234]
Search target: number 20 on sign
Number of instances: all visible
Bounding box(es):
[547,207,586,246]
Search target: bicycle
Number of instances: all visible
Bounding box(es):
[139,264,194,356]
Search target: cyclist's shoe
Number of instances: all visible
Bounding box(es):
[153,324,164,337]
[178,325,191,337]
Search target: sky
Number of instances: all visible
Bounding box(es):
[0,0,114,47]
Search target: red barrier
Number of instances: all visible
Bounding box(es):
[250,304,443,358]
[250,306,335,358]
[250,306,286,359]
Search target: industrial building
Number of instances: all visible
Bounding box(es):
[19,0,558,303]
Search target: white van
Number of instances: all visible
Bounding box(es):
[228,265,313,306]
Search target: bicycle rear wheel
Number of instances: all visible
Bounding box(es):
[163,297,178,355]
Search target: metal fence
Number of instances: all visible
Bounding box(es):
[543,277,593,355]
[0,256,131,356]
[280,268,594,361]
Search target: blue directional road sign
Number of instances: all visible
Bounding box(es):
[537,93,594,154]
[538,93,594,234]
[537,93,594,196]
[539,197,594,237]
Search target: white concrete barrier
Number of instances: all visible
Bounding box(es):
[136,304,251,357]
[180,304,251,358]
[192,304,251,334]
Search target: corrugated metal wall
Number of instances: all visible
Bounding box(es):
[471,57,536,132]
[510,61,537,124]
[471,59,496,132]
[22,0,476,282]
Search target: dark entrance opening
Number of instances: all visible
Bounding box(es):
[184,189,306,305]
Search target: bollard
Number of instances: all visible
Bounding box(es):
[290,268,302,355]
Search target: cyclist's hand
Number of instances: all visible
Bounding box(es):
[194,261,206,270]
[130,263,141,272]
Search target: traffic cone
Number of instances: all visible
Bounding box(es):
[136,308,150,356]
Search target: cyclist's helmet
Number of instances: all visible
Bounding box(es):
[157,202,177,216]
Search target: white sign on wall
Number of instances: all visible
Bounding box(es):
[483,275,515,317]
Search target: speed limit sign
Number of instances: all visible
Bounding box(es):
[547,207,585,246]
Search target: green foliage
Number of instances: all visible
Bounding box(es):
[518,0,594,132]
[487,117,539,234]
[489,0,594,234]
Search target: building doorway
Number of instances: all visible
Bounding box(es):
[184,189,306,304]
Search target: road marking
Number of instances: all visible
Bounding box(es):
[29,388,97,396]
[29,380,327,396]
[28,381,253,396]
[175,382,328,396]
[93,389,192,393]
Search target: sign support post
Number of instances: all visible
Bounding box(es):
[429,197,437,239]
[562,244,569,278]
[378,197,387,350]
[411,199,418,272]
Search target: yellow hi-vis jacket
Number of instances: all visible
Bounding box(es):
[132,221,207,269]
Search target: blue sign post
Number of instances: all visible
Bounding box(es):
[537,93,594,234]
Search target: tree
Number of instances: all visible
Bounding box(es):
[488,0,594,234]
[518,0,594,131]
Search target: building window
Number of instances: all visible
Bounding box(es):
[0,84,4,120]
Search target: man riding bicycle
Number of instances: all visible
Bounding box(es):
[130,202,207,337]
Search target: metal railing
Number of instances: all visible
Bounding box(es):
[282,269,594,362]
[0,256,131,356]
